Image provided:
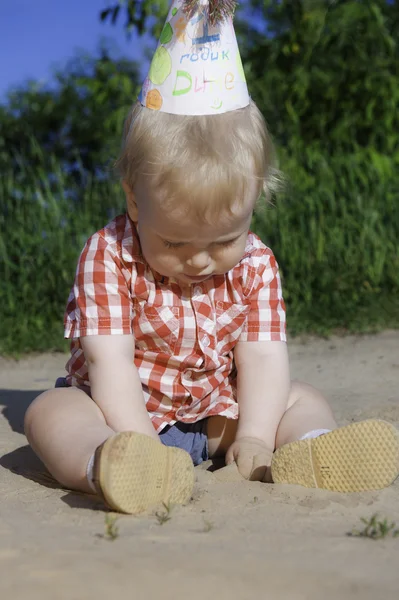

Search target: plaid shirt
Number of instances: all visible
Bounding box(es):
[64,214,286,432]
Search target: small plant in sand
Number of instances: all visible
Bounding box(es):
[202,518,214,532]
[348,514,399,541]
[104,513,119,540]
[155,502,173,525]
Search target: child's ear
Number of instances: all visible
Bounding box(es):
[122,180,138,221]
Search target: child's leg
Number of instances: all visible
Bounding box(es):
[207,380,336,457]
[274,381,337,448]
[272,384,398,492]
[25,387,195,512]
[24,387,114,493]
[208,382,398,491]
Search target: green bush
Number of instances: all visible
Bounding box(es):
[0,155,125,354]
[254,143,399,334]
[1,141,398,354]
[1,1,399,353]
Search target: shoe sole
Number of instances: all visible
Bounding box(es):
[271,420,399,492]
[95,432,195,514]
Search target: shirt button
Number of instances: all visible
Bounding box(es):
[202,335,210,347]
[194,285,202,295]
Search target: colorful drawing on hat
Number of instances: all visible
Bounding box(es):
[148,46,172,85]
[160,22,174,45]
[175,16,187,42]
[138,0,250,114]
[179,48,231,64]
[172,70,235,92]
[146,89,163,110]
[187,11,220,45]
[211,99,223,110]
[236,51,245,82]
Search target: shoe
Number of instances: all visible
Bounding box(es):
[92,432,195,513]
[271,420,399,492]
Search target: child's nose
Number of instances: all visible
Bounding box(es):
[186,250,211,269]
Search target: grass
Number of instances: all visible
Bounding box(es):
[1,144,398,354]
[254,145,399,336]
[202,518,214,532]
[348,514,399,541]
[101,513,120,541]
[0,163,125,355]
[155,502,173,525]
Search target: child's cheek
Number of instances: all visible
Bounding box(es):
[158,251,179,269]
[224,247,245,270]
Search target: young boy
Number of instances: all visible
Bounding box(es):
[24,0,398,514]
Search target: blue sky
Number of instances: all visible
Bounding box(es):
[0,0,148,100]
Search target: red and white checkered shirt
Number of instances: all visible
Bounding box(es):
[64,214,286,432]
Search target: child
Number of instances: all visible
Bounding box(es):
[24,0,398,514]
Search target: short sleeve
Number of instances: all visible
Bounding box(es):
[239,249,286,342]
[64,232,133,338]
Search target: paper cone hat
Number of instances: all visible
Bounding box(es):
[138,0,249,115]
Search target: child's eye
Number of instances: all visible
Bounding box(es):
[163,240,185,249]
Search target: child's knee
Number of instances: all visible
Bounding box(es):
[24,392,44,438]
[287,380,327,409]
[24,389,58,440]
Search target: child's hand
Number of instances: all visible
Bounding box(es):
[225,437,274,481]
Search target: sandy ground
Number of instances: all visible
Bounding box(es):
[1,331,399,600]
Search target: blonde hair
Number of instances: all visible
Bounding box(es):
[116,99,280,221]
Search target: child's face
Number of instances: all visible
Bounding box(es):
[123,179,257,286]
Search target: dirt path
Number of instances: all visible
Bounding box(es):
[1,331,398,600]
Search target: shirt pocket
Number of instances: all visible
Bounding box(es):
[133,302,181,354]
[215,301,250,354]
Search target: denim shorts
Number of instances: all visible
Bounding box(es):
[55,377,209,466]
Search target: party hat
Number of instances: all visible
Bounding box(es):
[138,0,249,115]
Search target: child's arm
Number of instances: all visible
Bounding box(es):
[226,340,290,479]
[80,334,159,441]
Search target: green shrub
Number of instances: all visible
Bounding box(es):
[0,156,124,354]
[1,141,398,354]
[254,143,399,334]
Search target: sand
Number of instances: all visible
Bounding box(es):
[1,331,399,600]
